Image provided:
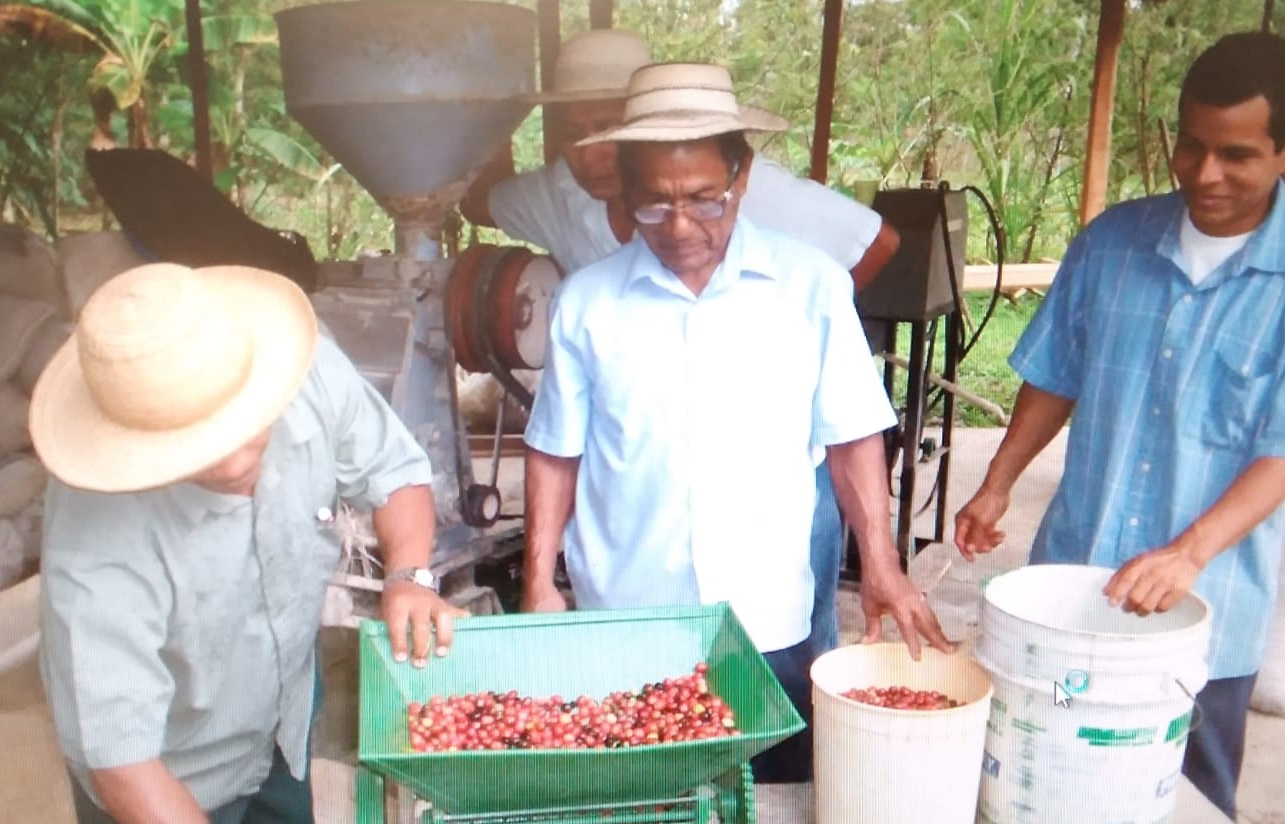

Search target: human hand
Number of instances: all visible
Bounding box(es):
[859,563,955,660]
[521,579,568,613]
[382,582,468,667]
[1103,544,1205,616]
[954,484,1010,561]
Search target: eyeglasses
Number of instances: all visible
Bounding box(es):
[631,162,741,225]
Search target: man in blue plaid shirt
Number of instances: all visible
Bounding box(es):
[955,31,1285,819]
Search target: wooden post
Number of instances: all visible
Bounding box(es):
[537,0,561,165]
[1079,0,1126,226]
[809,0,844,184]
[1264,0,1277,31]
[589,0,613,29]
[185,0,212,181]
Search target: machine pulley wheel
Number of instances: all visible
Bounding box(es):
[446,243,560,373]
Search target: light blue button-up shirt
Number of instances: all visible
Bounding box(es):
[39,336,432,811]
[1013,183,1285,679]
[524,218,896,652]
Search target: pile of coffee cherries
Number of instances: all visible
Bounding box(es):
[840,685,962,710]
[406,662,740,752]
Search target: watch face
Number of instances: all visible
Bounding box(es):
[413,569,436,589]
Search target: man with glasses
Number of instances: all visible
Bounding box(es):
[463,27,901,662]
[521,63,950,785]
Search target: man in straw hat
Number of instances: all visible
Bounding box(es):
[462,26,900,662]
[29,262,465,823]
[521,62,950,784]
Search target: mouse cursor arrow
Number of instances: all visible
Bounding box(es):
[1053,681,1073,709]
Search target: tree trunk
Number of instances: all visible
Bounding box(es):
[128,101,152,149]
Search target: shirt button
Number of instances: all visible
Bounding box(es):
[1129,517,1139,527]
[1152,407,1161,416]
[1140,462,1151,473]
[1182,294,1193,304]
[1162,348,1174,359]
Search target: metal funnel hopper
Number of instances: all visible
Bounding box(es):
[275,0,536,256]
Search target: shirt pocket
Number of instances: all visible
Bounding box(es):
[1198,336,1277,450]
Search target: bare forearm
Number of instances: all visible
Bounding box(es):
[852,223,901,293]
[982,382,1075,492]
[523,448,579,590]
[828,434,900,574]
[1175,457,1285,566]
[374,484,436,572]
[91,761,210,824]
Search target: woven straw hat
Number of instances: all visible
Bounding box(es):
[522,29,652,103]
[29,262,318,493]
[577,62,788,145]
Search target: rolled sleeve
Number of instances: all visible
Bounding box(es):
[523,294,590,458]
[39,482,175,771]
[812,277,898,446]
[312,336,433,509]
[1009,234,1089,400]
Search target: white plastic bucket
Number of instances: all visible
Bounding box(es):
[974,564,1212,824]
[811,642,994,824]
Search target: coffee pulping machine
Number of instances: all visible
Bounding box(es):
[274,0,560,625]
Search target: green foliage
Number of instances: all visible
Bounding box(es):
[4,0,1277,274]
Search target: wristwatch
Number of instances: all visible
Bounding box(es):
[385,567,440,592]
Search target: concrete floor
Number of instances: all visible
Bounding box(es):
[1,428,1282,823]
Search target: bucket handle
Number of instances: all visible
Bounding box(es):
[1174,679,1205,736]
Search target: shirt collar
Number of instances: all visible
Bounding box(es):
[621,215,781,299]
[1158,180,1285,277]
[164,401,320,528]
[166,480,250,529]
[553,157,592,203]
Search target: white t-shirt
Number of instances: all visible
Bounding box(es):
[1179,212,1251,285]
[489,155,884,275]
[524,218,897,651]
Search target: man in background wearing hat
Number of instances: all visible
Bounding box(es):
[521,62,950,784]
[462,27,901,660]
[30,262,464,824]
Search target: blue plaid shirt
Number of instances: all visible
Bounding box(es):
[1013,182,1285,679]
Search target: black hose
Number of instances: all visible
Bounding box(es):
[923,181,1006,416]
[938,181,1006,362]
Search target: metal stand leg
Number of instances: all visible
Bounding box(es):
[934,311,961,544]
[896,321,928,563]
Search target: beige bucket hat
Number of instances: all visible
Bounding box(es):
[29,262,318,493]
[522,29,652,104]
[577,62,788,145]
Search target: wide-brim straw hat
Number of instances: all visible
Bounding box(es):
[522,29,653,104]
[577,62,788,145]
[29,262,318,493]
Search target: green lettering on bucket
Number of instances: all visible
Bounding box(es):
[1164,712,1192,744]
[987,698,1007,736]
[1012,718,1046,734]
[1076,726,1157,747]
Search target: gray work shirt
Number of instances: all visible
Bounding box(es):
[38,335,432,811]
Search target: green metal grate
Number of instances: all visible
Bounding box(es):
[355,764,756,824]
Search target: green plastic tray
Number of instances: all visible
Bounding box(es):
[357,604,802,813]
